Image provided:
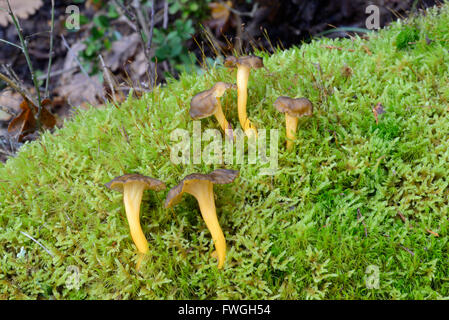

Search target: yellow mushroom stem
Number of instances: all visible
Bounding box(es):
[214,98,233,140]
[236,65,257,136]
[285,114,299,150]
[183,180,226,269]
[123,182,149,268]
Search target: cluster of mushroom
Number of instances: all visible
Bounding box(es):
[105,169,238,270]
[191,55,314,150]
[105,55,314,272]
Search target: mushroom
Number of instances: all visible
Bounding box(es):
[273,96,313,150]
[105,174,166,269]
[224,55,264,135]
[190,82,236,140]
[164,169,239,269]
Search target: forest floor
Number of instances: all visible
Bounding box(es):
[0,2,448,299]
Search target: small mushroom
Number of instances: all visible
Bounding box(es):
[165,169,239,269]
[190,82,236,139]
[224,55,264,135]
[105,174,166,269]
[274,96,313,150]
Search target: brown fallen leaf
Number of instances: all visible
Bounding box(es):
[0,0,43,27]
[0,90,21,121]
[372,102,386,125]
[206,1,233,36]
[8,98,56,141]
[105,33,140,72]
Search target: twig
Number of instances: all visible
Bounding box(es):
[99,54,116,102]
[0,38,22,50]
[131,0,155,88]
[223,2,259,18]
[6,0,42,128]
[132,0,151,43]
[0,104,17,116]
[121,125,130,144]
[61,34,107,104]
[399,244,415,256]
[116,86,151,92]
[44,0,55,98]
[147,0,155,54]
[2,64,22,85]
[36,66,78,80]
[111,0,135,21]
[0,72,35,104]
[20,231,54,257]
[397,210,407,223]
[162,1,169,72]
[163,0,169,29]
[0,149,14,156]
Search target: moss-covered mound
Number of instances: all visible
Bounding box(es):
[1,5,449,299]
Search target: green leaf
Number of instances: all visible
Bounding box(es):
[94,15,110,29]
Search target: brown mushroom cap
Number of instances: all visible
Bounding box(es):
[274,96,313,118]
[105,174,166,192]
[189,82,236,119]
[164,169,239,208]
[224,55,264,69]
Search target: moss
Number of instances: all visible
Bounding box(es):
[1,5,449,299]
[396,25,420,50]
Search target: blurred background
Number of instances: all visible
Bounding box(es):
[0,0,441,160]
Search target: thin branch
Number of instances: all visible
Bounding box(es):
[0,104,17,116]
[0,38,22,50]
[162,0,169,72]
[223,2,259,18]
[147,0,155,54]
[131,0,155,88]
[2,64,22,85]
[36,66,78,81]
[0,72,36,104]
[163,0,168,29]
[111,0,135,21]
[6,0,42,128]
[99,54,116,102]
[44,0,55,98]
[20,231,54,257]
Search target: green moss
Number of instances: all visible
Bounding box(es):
[396,25,420,50]
[1,5,449,299]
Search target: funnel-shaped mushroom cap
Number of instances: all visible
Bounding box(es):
[105,174,166,191]
[224,55,264,69]
[274,96,313,118]
[165,169,239,208]
[190,82,236,119]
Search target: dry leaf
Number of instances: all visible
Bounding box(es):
[57,41,104,107]
[105,33,140,72]
[8,98,56,141]
[0,90,21,121]
[0,0,43,27]
[206,1,233,35]
[56,73,104,107]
